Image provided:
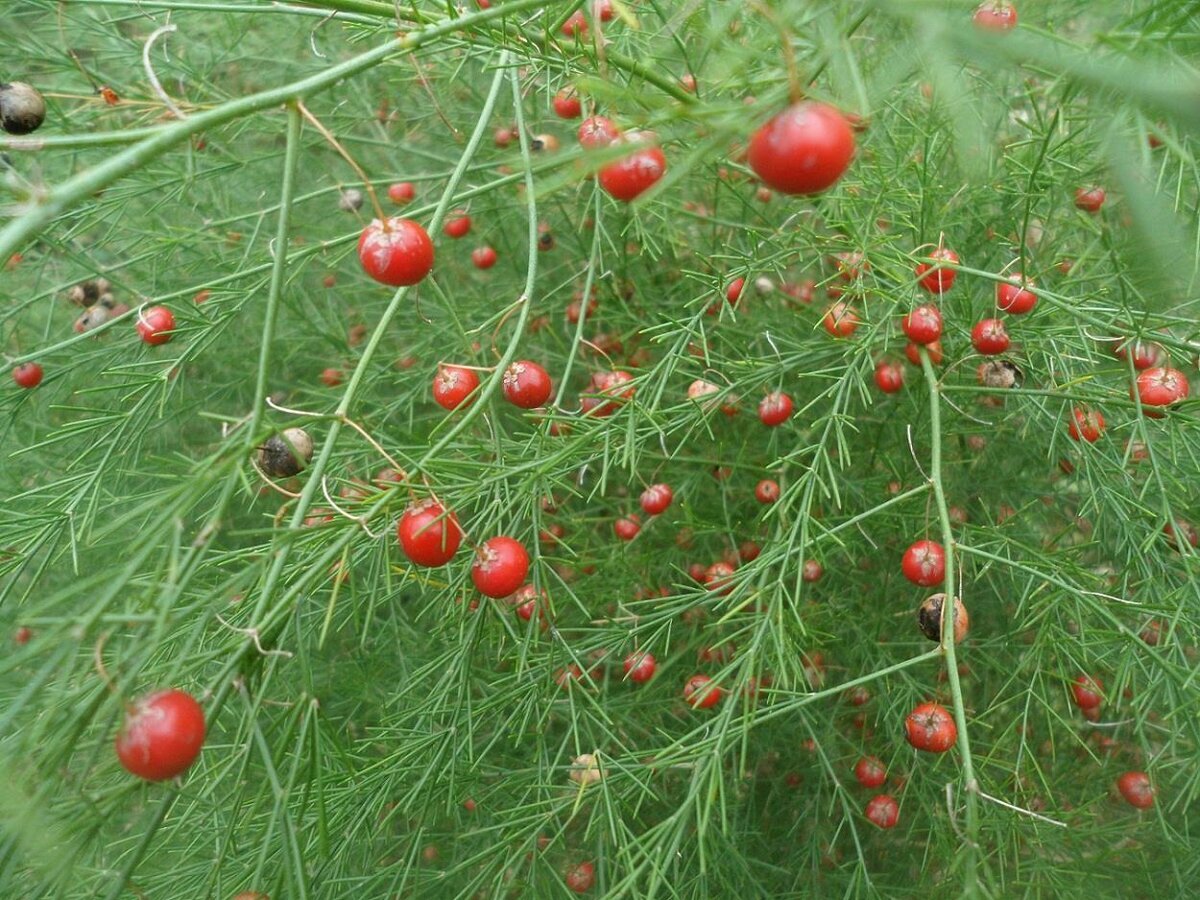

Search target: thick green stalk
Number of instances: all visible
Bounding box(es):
[920,349,980,894]
[0,0,551,264]
[248,103,303,444]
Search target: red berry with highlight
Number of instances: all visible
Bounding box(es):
[137,306,176,345]
[433,364,480,410]
[397,499,463,567]
[747,101,856,195]
[358,218,434,286]
[115,689,206,781]
[904,701,957,752]
[471,536,530,599]
[901,540,945,587]
[502,360,552,409]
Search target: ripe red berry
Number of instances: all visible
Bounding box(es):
[995,273,1037,314]
[578,115,620,149]
[598,142,667,202]
[758,391,794,427]
[387,181,415,203]
[115,689,206,780]
[623,651,657,683]
[502,360,552,409]
[801,559,823,583]
[904,701,957,753]
[397,499,462,567]
[358,218,434,286]
[471,536,530,598]
[854,756,887,789]
[865,794,899,828]
[1071,674,1104,710]
[755,479,780,504]
[915,248,959,294]
[683,674,723,709]
[136,306,176,345]
[725,277,745,306]
[471,245,498,270]
[320,367,343,387]
[639,483,674,516]
[12,362,43,388]
[906,339,943,366]
[1068,407,1105,443]
[1074,186,1106,213]
[873,360,905,394]
[553,89,582,119]
[561,10,587,37]
[901,304,943,345]
[971,318,1010,355]
[1134,366,1189,414]
[704,561,735,595]
[443,213,471,239]
[1116,771,1154,809]
[972,1,1018,31]
[823,301,860,337]
[747,101,855,195]
[565,861,595,894]
[614,514,641,541]
[901,539,946,587]
[433,364,480,410]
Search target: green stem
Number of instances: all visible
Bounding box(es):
[412,62,541,475]
[0,0,552,263]
[249,103,302,444]
[920,349,980,894]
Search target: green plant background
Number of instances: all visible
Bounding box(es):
[2,1,1198,897]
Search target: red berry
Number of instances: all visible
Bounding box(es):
[915,248,959,294]
[865,794,899,828]
[614,514,641,541]
[136,306,176,345]
[433,364,480,410]
[906,339,943,366]
[1068,407,1105,443]
[471,536,530,598]
[561,10,587,37]
[874,360,905,394]
[854,756,887,789]
[578,115,620,149]
[1116,771,1154,809]
[502,360,552,409]
[14,625,32,645]
[1134,366,1189,414]
[12,362,43,388]
[995,274,1037,314]
[704,561,735,595]
[443,213,471,239]
[471,245,498,270]
[901,304,943,345]
[823,301,860,337]
[115,689,206,780]
[747,101,855,195]
[971,318,1010,355]
[387,181,415,203]
[1113,338,1165,370]
[972,1,1018,31]
[639,483,674,516]
[553,89,582,119]
[755,479,780,504]
[598,142,667,202]
[758,391,794,427]
[565,861,595,894]
[397,499,462,567]
[725,277,745,306]
[1074,186,1106,213]
[904,701,957,753]
[320,367,343,387]
[358,218,434,286]
[623,651,657,683]
[901,540,946,587]
[1071,674,1104,710]
[683,674,723,709]
[801,559,823,583]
